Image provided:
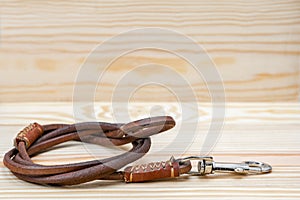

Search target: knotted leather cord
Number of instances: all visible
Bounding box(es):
[3,116,191,185]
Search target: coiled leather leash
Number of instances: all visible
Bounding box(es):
[3,116,272,186]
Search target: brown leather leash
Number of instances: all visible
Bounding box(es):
[3,116,272,186]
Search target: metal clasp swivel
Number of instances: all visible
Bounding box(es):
[177,156,272,175]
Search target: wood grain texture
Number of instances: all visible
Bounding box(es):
[0,0,300,102]
[0,102,300,199]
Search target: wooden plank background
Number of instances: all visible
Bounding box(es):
[1,102,300,199]
[0,0,300,102]
[1,0,300,199]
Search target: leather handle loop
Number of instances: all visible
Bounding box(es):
[3,116,192,186]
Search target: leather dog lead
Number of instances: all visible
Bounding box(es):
[3,116,272,186]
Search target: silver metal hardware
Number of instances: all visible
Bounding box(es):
[177,156,272,175]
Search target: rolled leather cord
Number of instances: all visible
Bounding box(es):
[3,116,192,185]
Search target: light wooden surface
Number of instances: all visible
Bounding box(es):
[1,102,300,199]
[0,0,300,102]
[1,0,300,199]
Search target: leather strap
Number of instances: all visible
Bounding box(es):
[3,116,191,185]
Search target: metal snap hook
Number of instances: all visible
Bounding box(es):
[177,156,272,175]
[242,161,273,174]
